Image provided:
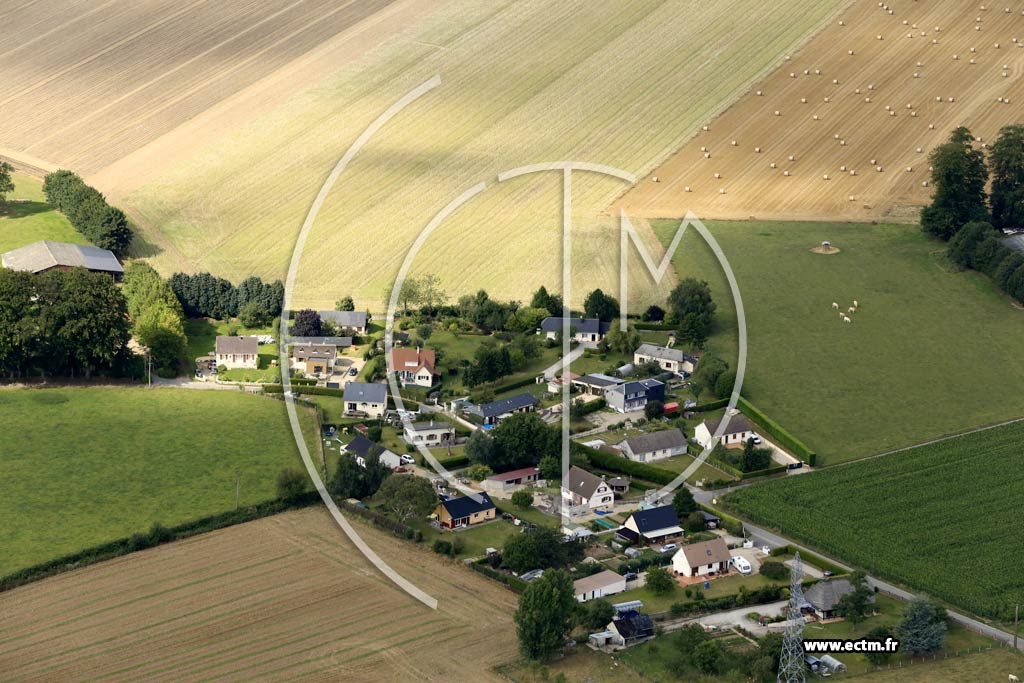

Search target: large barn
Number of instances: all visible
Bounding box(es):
[1,240,123,278]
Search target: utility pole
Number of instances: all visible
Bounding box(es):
[146,350,152,388]
[1015,604,1019,650]
[235,472,240,510]
[778,552,806,683]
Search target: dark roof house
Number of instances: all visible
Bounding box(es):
[438,492,496,520]
[540,317,611,335]
[215,335,258,356]
[617,505,682,544]
[319,310,368,330]
[343,382,387,404]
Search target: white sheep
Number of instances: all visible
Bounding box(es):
[853,300,859,307]
[848,307,855,314]
[843,316,852,323]
[1008,675,1019,683]
[832,302,840,310]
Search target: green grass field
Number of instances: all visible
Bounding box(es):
[0,386,318,576]
[726,420,1024,622]
[655,219,1024,464]
[122,0,846,311]
[0,173,85,253]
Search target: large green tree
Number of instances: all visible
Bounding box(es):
[921,126,989,240]
[0,161,13,204]
[514,569,576,660]
[667,278,716,348]
[989,124,1024,229]
[583,288,619,321]
[672,487,697,517]
[895,598,947,654]
[947,221,997,268]
[377,475,437,521]
[834,571,874,630]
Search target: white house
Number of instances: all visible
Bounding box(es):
[573,569,627,602]
[693,414,755,448]
[618,428,687,463]
[343,382,387,418]
[672,538,731,578]
[318,310,368,334]
[215,336,258,369]
[561,466,614,513]
[539,317,611,345]
[633,343,697,374]
[482,466,542,493]
[391,347,438,388]
[402,420,454,445]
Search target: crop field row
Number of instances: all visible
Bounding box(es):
[726,420,1024,621]
[0,508,518,683]
[0,0,407,178]
[620,0,1024,222]
[118,0,847,309]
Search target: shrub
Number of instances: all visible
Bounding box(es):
[511,489,533,509]
[759,560,789,580]
[432,539,453,556]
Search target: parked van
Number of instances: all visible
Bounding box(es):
[731,556,752,574]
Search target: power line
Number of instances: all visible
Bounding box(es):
[778,551,806,683]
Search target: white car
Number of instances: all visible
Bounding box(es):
[399,454,415,465]
[660,543,678,554]
[731,556,752,575]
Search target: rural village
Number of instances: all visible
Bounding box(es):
[2,1,1024,683]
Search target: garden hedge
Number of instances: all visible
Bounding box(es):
[737,396,815,463]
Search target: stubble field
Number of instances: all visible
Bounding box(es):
[113,0,848,309]
[0,507,518,683]
[619,0,1024,222]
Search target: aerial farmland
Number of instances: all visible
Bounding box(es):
[2,1,1024,682]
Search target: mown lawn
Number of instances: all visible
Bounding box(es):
[0,173,86,253]
[656,219,1024,464]
[0,386,318,576]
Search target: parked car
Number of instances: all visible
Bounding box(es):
[194,369,202,378]
[519,569,544,582]
[210,367,218,375]
[751,435,763,445]
[348,367,358,376]
[399,454,415,465]
[660,543,678,554]
[624,572,639,582]
[392,466,408,473]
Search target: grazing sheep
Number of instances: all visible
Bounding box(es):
[848,307,855,314]
[1008,674,1018,682]
[843,316,852,323]
[853,300,859,307]
[832,302,840,310]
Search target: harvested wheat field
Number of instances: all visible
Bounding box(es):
[115,0,847,309]
[0,508,518,683]
[0,0,433,181]
[618,0,1024,222]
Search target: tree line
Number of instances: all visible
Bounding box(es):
[168,272,284,322]
[122,263,187,377]
[922,124,1024,303]
[0,268,135,379]
[42,170,133,256]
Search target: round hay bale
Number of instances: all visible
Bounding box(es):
[906,166,913,172]
[770,162,777,168]
[790,72,797,78]
[684,186,691,192]
[902,19,908,25]
[801,96,808,103]
[916,146,923,152]
[824,96,831,103]
[783,170,790,176]
[929,123,936,129]
[906,104,913,110]
[911,111,918,117]
[970,47,976,52]
[877,35,883,41]
[953,54,959,60]
[840,164,847,171]
[840,139,847,146]
[839,19,845,25]
[788,154,796,161]
[922,180,929,186]
[718,188,726,194]
[932,39,939,44]
[1004,64,1010,69]
[702,125,710,131]
[855,87,861,94]
[885,105,891,110]
[850,169,857,175]
[731,140,738,146]
[714,172,721,178]
[848,194,855,201]
[804,69,810,75]
[864,97,872,103]
[832,78,839,84]
[914,72,920,78]
[868,83,875,90]
[876,165,884,172]
[704,152,711,158]
[917,61,924,67]
[890,110,897,116]
[907,33,913,39]
[849,49,855,55]
[823,174,830,180]
[870,158,877,164]
[754,146,762,153]
[774,110,781,116]
[970,58,977,64]
[995,43,1000,48]
[815,68,822,75]
[700,145,707,151]
[976,25,981,30]
[948,96,955,102]
[813,114,820,120]
[756,90,763,96]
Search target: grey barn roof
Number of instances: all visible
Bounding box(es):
[343,381,387,404]
[573,373,623,388]
[215,336,258,355]
[2,240,123,275]
[540,317,610,335]
[803,577,873,612]
[1003,233,1024,255]
[319,310,367,328]
[634,343,688,363]
[623,428,686,454]
[607,378,663,396]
